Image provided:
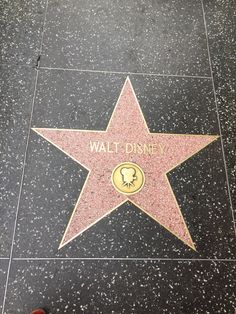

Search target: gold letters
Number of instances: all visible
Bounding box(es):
[89,141,165,155]
[90,141,119,153]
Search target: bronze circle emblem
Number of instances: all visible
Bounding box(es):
[111,162,145,195]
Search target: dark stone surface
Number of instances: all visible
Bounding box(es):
[0,66,36,257]
[0,0,46,66]
[40,0,210,76]
[203,0,235,81]
[0,259,8,313]
[5,260,236,314]
[203,0,236,212]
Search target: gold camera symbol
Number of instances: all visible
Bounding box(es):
[120,167,137,187]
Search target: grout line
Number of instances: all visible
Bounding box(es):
[0,63,213,80]
[0,62,212,80]
[201,0,236,235]
[11,257,236,262]
[0,258,9,260]
[1,0,49,313]
[38,66,212,80]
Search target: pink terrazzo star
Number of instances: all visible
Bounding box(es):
[33,77,218,250]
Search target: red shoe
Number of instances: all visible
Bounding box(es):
[31,309,47,314]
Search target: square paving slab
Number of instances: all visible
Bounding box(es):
[12,72,235,259]
[203,0,236,210]
[0,66,36,257]
[40,0,210,76]
[4,260,236,314]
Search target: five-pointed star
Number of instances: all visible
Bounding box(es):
[33,77,218,250]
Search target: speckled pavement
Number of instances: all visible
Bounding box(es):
[0,0,235,313]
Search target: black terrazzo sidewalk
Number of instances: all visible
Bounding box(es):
[0,0,235,313]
